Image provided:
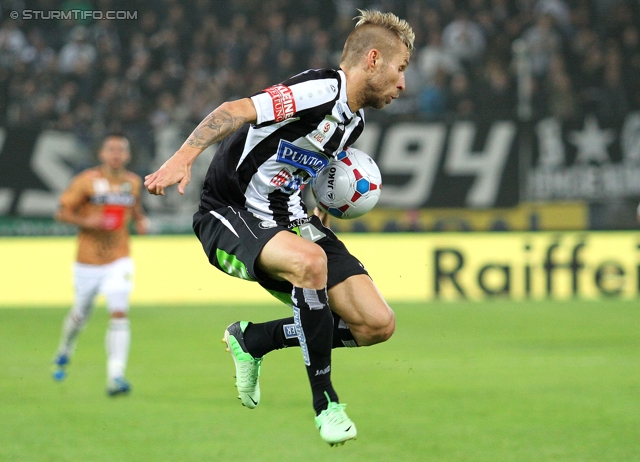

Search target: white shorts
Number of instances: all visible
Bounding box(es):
[73,257,134,315]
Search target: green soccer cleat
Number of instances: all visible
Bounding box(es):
[222,321,263,409]
[315,399,358,446]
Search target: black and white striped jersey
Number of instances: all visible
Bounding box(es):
[198,68,365,226]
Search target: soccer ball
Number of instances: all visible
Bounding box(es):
[312,147,382,219]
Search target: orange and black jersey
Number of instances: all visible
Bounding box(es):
[59,167,142,265]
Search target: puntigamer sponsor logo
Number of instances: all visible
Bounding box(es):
[276,140,328,177]
[265,84,296,122]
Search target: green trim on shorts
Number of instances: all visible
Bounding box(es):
[291,222,326,243]
[215,249,254,281]
[265,288,293,306]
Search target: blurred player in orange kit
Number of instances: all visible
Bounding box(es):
[51,133,148,396]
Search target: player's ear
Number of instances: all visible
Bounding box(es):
[121,138,132,163]
[365,49,381,71]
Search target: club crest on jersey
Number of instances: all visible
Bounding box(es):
[270,168,293,187]
[264,84,296,122]
[270,168,304,193]
[276,140,328,178]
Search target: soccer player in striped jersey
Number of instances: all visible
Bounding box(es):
[145,10,414,446]
[52,134,148,396]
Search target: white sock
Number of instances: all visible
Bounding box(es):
[105,318,130,380]
[57,311,85,357]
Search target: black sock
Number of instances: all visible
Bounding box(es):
[292,286,338,414]
[331,311,359,348]
[244,311,359,358]
[243,318,297,358]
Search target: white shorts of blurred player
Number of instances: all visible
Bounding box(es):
[72,257,134,317]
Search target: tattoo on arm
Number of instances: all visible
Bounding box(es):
[186,109,248,149]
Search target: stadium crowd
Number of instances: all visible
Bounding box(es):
[0,0,639,156]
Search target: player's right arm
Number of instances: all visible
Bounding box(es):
[144,98,257,196]
[55,173,104,230]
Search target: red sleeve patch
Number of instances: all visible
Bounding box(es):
[264,84,296,122]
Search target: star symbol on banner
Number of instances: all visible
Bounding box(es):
[568,115,615,165]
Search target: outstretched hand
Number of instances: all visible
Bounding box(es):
[144,152,193,196]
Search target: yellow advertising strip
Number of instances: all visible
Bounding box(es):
[417,232,640,300]
[329,202,588,232]
[0,236,275,308]
[1,231,638,307]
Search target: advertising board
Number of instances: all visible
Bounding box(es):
[2,232,637,307]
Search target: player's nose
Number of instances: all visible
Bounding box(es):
[397,73,406,92]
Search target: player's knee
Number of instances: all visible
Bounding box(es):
[290,246,328,289]
[359,309,395,345]
[70,310,88,327]
[374,310,396,342]
[110,311,127,319]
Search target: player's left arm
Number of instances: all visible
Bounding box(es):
[313,207,331,228]
[145,98,257,196]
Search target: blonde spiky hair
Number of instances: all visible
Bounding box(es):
[340,9,415,67]
[354,9,415,53]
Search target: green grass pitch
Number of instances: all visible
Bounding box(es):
[1,300,639,461]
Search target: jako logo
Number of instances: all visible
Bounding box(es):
[259,221,277,229]
[276,140,328,177]
[326,166,336,190]
[315,365,331,376]
[264,84,296,122]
